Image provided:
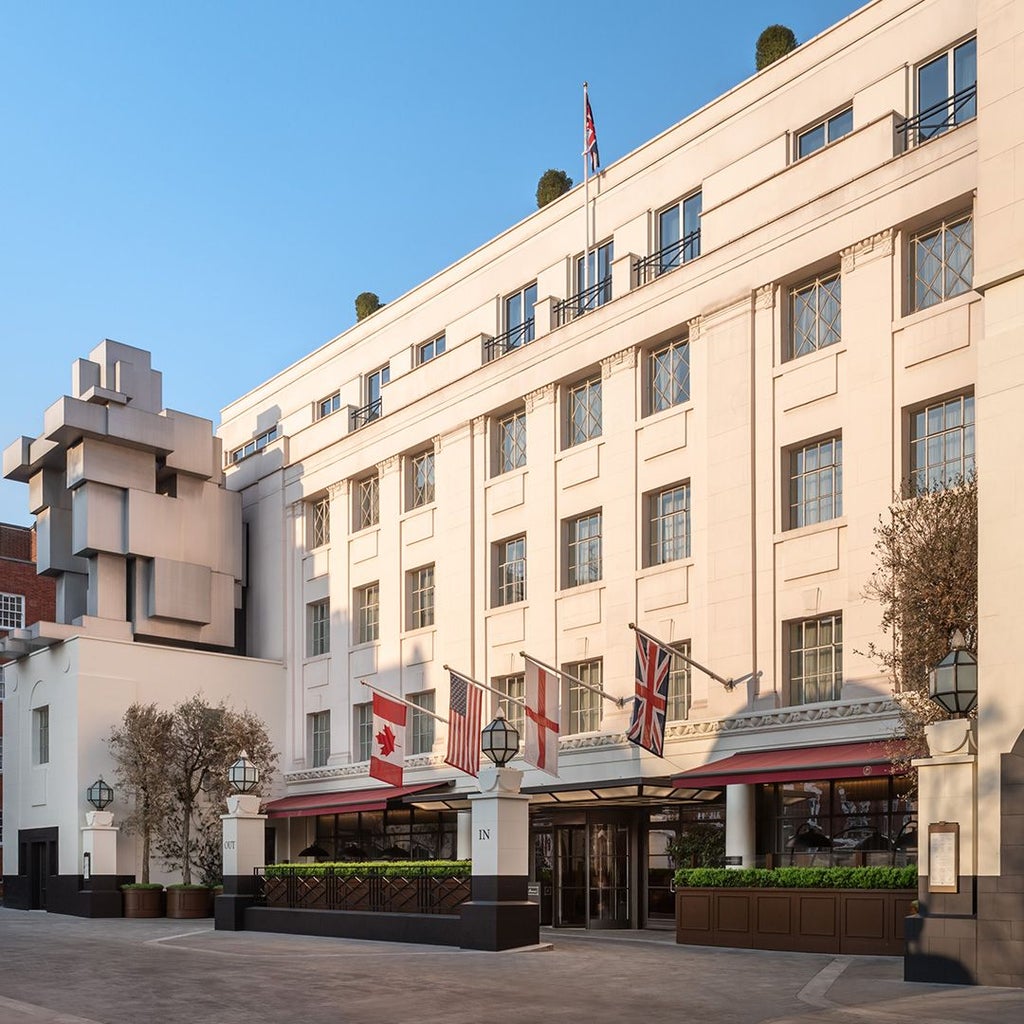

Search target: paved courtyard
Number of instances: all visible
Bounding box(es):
[0,910,1021,1024]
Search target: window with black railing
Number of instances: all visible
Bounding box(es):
[637,191,702,285]
[351,363,389,429]
[899,37,976,147]
[487,283,538,362]
[556,242,614,327]
[350,397,382,430]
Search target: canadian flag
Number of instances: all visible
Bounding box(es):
[369,692,406,786]
[524,659,560,777]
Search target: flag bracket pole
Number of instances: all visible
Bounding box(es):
[628,623,752,692]
[360,680,450,724]
[519,651,627,708]
[442,665,527,708]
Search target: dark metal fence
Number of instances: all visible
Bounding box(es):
[484,319,534,363]
[897,85,977,148]
[350,398,382,430]
[635,230,701,286]
[554,277,612,328]
[254,868,470,914]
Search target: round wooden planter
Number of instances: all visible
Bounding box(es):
[166,887,213,919]
[122,888,166,918]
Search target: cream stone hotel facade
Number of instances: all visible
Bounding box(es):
[3,0,1024,982]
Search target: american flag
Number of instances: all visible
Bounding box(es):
[626,631,672,756]
[584,91,600,173]
[445,672,482,777]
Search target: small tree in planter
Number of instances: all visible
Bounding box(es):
[156,695,278,887]
[109,703,174,884]
[667,822,725,869]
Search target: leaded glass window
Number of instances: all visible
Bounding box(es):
[912,216,973,311]
[790,273,841,359]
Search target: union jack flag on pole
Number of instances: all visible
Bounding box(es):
[445,672,483,777]
[626,631,672,757]
[584,87,600,173]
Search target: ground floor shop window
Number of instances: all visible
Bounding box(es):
[314,807,457,861]
[757,775,916,867]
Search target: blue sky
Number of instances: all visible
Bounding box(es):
[0,0,863,526]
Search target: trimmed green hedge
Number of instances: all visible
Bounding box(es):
[673,866,917,890]
[121,882,165,891]
[265,860,471,880]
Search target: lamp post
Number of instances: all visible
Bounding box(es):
[216,750,268,931]
[81,776,120,914]
[460,710,538,951]
[928,642,978,718]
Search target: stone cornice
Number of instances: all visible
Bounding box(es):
[755,284,776,311]
[600,347,637,379]
[524,383,555,412]
[841,228,895,274]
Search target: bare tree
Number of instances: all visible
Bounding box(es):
[109,703,174,884]
[863,474,978,765]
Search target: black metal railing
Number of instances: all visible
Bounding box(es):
[253,867,471,915]
[484,319,534,363]
[554,277,612,328]
[350,398,382,430]
[897,84,977,148]
[635,229,701,286]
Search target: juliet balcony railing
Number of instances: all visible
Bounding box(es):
[484,319,535,363]
[350,398,382,431]
[554,277,612,328]
[897,84,977,148]
[635,229,702,286]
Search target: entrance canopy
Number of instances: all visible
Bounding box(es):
[264,782,450,819]
[670,740,909,789]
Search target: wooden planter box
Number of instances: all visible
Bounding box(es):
[122,888,165,918]
[166,887,213,919]
[676,887,915,956]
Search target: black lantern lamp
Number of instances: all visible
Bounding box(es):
[481,708,520,768]
[227,750,260,793]
[86,776,114,811]
[929,646,978,717]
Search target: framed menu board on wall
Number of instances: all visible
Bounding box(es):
[928,822,959,893]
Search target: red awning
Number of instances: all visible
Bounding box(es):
[263,782,444,819]
[671,740,908,789]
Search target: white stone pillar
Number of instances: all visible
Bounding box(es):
[456,809,473,860]
[216,793,269,931]
[725,784,756,867]
[81,811,118,876]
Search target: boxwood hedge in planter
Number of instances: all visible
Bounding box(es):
[264,860,471,879]
[121,883,166,918]
[673,865,917,889]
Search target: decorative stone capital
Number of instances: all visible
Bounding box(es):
[476,765,524,795]
[85,811,115,828]
[687,315,703,341]
[327,481,346,500]
[524,383,556,413]
[601,347,637,379]
[755,284,776,311]
[925,717,978,757]
[841,228,895,274]
[377,454,400,475]
[225,793,264,817]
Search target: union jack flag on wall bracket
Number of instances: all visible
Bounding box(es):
[626,629,672,757]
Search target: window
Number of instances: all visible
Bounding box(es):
[657,191,702,272]
[34,706,49,765]
[797,107,853,159]
[307,600,330,657]
[574,240,614,311]
[356,583,380,643]
[309,496,330,549]
[409,691,436,754]
[649,339,690,413]
[790,272,841,359]
[316,391,341,420]
[0,593,25,631]
[565,659,602,734]
[496,536,527,606]
[409,565,435,629]
[789,438,843,528]
[915,38,977,142]
[310,710,331,768]
[567,375,602,446]
[505,283,538,347]
[911,215,973,311]
[409,450,435,508]
[649,484,691,565]
[494,674,525,736]
[231,425,279,464]
[789,614,843,704]
[419,334,446,364]
[567,511,602,587]
[355,702,373,761]
[909,394,975,494]
[496,409,527,473]
[353,364,390,429]
[354,474,379,530]
[667,643,692,722]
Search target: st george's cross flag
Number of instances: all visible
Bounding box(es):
[524,658,560,776]
[584,91,600,173]
[626,631,672,757]
[370,692,407,786]
[445,672,483,777]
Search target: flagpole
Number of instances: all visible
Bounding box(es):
[583,81,591,306]
[442,664,527,707]
[360,680,450,724]
[628,623,740,692]
[520,651,627,708]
